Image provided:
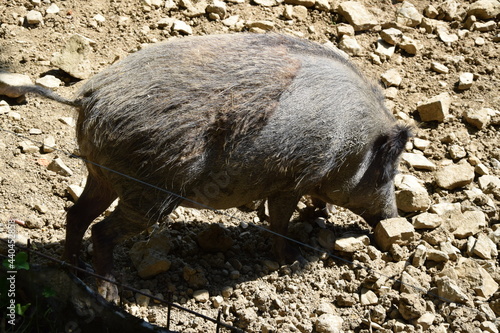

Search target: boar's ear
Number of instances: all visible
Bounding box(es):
[373,124,412,184]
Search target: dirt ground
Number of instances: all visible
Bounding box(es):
[0,0,499,332]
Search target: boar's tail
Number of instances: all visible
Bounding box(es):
[15,85,81,107]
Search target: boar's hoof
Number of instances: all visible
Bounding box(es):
[97,277,120,304]
[273,241,306,266]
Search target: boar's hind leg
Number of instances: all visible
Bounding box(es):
[91,197,178,303]
[268,194,303,264]
[62,173,117,267]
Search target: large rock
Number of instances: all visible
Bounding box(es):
[412,212,443,229]
[129,231,172,279]
[374,218,416,251]
[445,210,487,239]
[380,28,403,45]
[401,153,436,171]
[467,0,500,20]
[471,233,498,260]
[337,1,378,31]
[417,92,451,122]
[334,234,370,252]
[381,68,402,87]
[0,73,33,98]
[375,39,396,60]
[478,175,500,192]
[435,161,475,190]
[338,35,362,56]
[51,34,94,79]
[435,276,469,303]
[463,108,491,129]
[397,1,423,27]
[398,293,427,320]
[395,174,431,212]
[455,258,499,299]
[315,314,343,333]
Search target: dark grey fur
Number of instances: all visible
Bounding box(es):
[18,33,410,302]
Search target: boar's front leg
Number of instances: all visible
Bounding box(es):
[267,193,303,264]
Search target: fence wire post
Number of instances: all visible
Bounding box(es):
[167,291,173,331]
[27,238,31,263]
[216,309,222,333]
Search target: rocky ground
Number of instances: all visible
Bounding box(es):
[1,0,500,332]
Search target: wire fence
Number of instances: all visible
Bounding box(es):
[1,125,499,330]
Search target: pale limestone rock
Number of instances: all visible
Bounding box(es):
[437,27,459,44]
[416,312,436,330]
[47,157,73,177]
[374,218,416,251]
[338,35,362,56]
[315,0,330,11]
[457,72,474,90]
[334,23,355,37]
[399,35,421,55]
[398,293,427,320]
[0,100,10,114]
[401,153,437,170]
[51,34,94,79]
[413,138,431,151]
[35,75,61,88]
[439,241,461,260]
[397,1,423,27]
[472,20,497,31]
[375,39,395,60]
[424,4,439,18]
[334,234,370,252]
[412,244,427,266]
[427,248,449,262]
[448,144,467,160]
[285,0,315,7]
[26,10,43,25]
[381,68,402,87]
[430,202,461,216]
[380,28,402,45]
[66,184,83,202]
[43,135,56,153]
[455,258,499,299]
[472,233,498,260]
[360,288,378,305]
[431,62,449,74]
[193,289,210,302]
[435,161,474,190]
[395,174,431,212]
[0,73,33,98]
[211,295,224,308]
[463,108,491,129]
[246,20,275,31]
[337,1,378,31]
[206,0,227,20]
[449,210,487,238]
[172,20,193,34]
[19,141,38,154]
[412,213,443,229]
[253,0,277,6]
[468,0,500,20]
[315,314,343,333]
[416,92,451,122]
[435,276,469,303]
